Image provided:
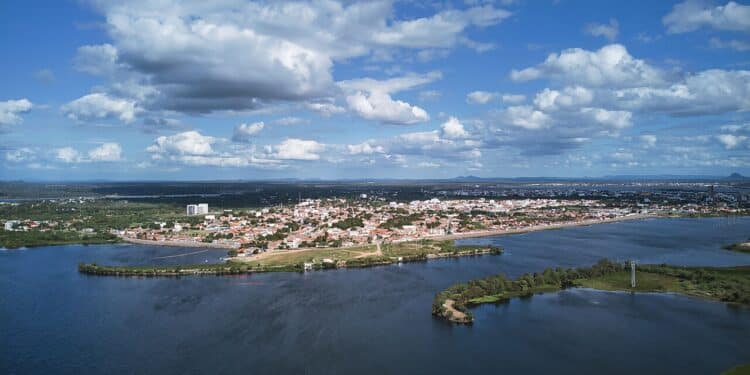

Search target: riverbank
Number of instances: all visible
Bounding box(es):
[0,213,672,251]
[119,236,238,249]
[0,230,120,249]
[433,260,750,324]
[429,213,657,241]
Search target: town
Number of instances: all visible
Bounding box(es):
[2,181,748,251]
[113,193,739,255]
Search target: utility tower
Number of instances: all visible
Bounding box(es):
[630,261,637,288]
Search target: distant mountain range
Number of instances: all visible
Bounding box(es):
[3,173,748,184]
[450,173,749,182]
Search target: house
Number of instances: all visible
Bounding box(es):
[4,220,20,231]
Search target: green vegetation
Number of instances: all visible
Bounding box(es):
[79,240,502,277]
[433,260,750,324]
[1,199,186,248]
[378,213,421,229]
[723,364,750,375]
[78,261,304,276]
[1,200,184,230]
[382,239,502,258]
[333,217,364,230]
[0,230,119,249]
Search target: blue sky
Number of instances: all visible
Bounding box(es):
[1,0,749,180]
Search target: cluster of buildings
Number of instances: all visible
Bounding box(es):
[120,197,644,252]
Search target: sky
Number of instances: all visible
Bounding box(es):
[1,0,749,181]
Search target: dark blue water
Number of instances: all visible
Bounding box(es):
[2,217,750,374]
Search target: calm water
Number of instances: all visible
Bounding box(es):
[2,217,750,374]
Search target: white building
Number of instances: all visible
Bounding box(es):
[197,203,209,214]
[4,220,20,231]
[187,203,209,216]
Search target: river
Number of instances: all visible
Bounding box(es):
[2,217,750,374]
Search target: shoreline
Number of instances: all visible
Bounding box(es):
[0,214,722,252]
[240,213,658,258]
[119,236,238,250]
[126,214,665,254]
[429,213,657,242]
[434,261,750,324]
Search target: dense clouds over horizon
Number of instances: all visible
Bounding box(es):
[1,0,750,180]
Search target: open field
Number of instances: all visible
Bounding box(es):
[576,271,683,293]
[234,239,501,268]
[243,245,378,267]
[78,239,502,276]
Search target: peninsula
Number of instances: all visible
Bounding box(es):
[725,240,750,254]
[433,259,750,324]
[78,239,502,276]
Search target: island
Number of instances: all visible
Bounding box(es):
[725,240,750,254]
[78,239,503,276]
[432,259,750,324]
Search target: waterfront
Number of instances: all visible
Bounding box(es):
[2,217,750,374]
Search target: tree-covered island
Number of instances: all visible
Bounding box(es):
[433,259,750,324]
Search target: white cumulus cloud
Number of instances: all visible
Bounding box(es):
[88,142,123,162]
[441,117,470,139]
[717,134,747,149]
[55,147,82,163]
[584,19,619,41]
[147,131,217,157]
[268,138,325,160]
[232,122,265,143]
[0,99,33,125]
[340,72,439,124]
[62,93,138,123]
[510,44,664,88]
[466,91,498,104]
[663,1,750,33]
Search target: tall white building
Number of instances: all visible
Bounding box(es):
[186,203,209,216]
[4,220,20,231]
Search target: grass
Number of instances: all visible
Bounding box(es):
[382,239,501,258]
[575,271,684,293]
[723,364,750,375]
[240,240,501,269]
[249,245,377,267]
[79,240,503,277]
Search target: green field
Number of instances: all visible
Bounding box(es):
[723,364,750,375]
[246,245,378,267]
[575,271,683,292]
[79,239,503,276]
[237,240,502,269]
